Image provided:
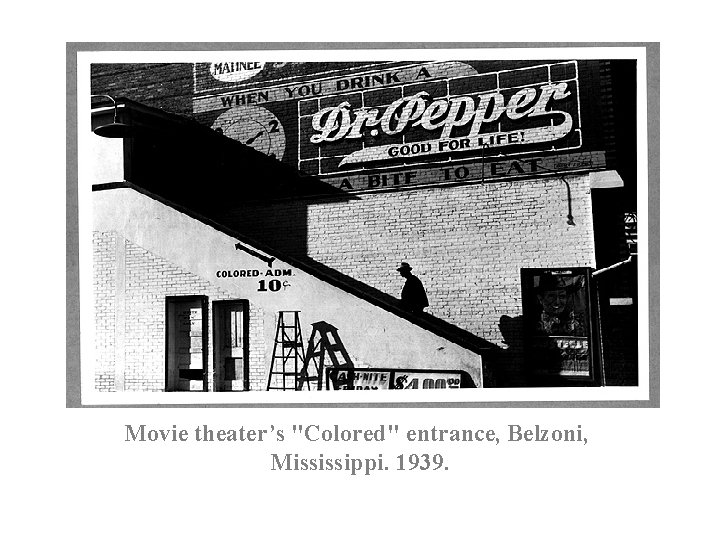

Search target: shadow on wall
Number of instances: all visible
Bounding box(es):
[480,315,527,387]
[486,314,596,388]
[282,255,502,365]
[480,314,575,387]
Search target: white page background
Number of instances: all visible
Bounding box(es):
[2,4,717,539]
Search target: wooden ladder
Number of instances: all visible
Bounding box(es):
[296,321,354,390]
[266,311,305,391]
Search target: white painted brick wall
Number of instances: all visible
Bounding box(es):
[93,231,116,391]
[93,235,266,392]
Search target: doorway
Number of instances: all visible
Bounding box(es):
[213,300,250,391]
[165,296,208,391]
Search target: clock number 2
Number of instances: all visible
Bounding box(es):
[268,120,280,133]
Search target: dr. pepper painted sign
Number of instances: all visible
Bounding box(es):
[193,60,584,189]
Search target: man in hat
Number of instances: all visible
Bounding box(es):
[535,274,585,336]
[397,262,429,314]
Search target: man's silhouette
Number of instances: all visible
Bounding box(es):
[397,262,429,314]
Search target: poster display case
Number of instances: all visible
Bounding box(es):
[520,267,601,386]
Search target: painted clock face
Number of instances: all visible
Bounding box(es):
[212,106,286,160]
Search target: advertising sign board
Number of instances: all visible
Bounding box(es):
[193,60,587,192]
[326,367,473,390]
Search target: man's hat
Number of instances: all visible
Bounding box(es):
[536,273,582,292]
[537,274,566,291]
[397,262,412,272]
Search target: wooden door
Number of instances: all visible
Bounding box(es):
[213,301,249,391]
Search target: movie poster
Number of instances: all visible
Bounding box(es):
[521,268,598,384]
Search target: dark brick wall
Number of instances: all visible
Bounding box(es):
[90,60,629,169]
[91,63,194,116]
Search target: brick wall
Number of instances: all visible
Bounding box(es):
[93,232,266,392]
[220,175,596,349]
[91,60,610,174]
[93,231,116,391]
[91,63,193,116]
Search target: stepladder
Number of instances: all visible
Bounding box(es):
[297,321,354,390]
[267,311,305,391]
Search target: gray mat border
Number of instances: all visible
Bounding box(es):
[66,42,659,408]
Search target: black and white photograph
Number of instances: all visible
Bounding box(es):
[77,46,649,404]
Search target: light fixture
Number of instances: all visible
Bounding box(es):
[91,94,132,138]
[514,157,576,226]
[560,176,575,225]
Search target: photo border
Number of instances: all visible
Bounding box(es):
[66,42,659,408]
